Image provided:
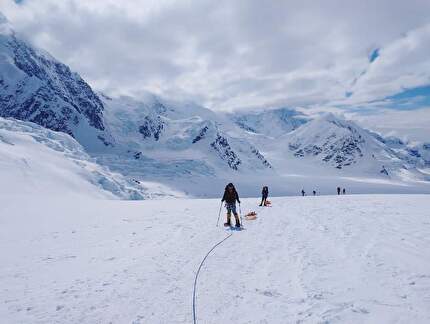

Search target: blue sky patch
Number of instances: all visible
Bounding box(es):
[369,48,380,63]
[385,85,430,109]
[339,85,430,114]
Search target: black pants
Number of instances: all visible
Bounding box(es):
[260,195,268,205]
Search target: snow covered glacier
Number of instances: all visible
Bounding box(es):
[0,117,179,199]
[1,194,429,323]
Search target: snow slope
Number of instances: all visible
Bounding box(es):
[0,117,179,199]
[0,194,429,323]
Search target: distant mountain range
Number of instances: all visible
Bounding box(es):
[1,13,429,197]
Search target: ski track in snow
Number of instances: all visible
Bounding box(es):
[0,195,429,323]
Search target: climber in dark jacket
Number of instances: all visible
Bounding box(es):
[259,186,269,206]
[221,183,241,227]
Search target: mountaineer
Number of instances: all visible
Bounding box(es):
[221,183,241,228]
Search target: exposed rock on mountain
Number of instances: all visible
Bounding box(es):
[0,16,113,151]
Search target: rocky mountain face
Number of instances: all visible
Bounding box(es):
[0,17,113,151]
[287,114,370,169]
[412,143,430,166]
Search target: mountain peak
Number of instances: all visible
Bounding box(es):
[288,112,375,169]
[0,24,113,151]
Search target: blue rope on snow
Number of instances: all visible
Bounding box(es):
[192,233,233,324]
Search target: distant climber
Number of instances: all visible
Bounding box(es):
[313,190,316,196]
[337,187,341,195]
[259,186,269,206]
[342,188,346,195]
[221,183,241,228]
[301,189,305,196]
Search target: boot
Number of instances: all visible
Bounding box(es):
[234,214,241,228]
[224,213,231,227]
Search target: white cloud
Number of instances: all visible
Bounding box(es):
[1,0,430,111]
[347,107,430,143]
[343,23,430,105]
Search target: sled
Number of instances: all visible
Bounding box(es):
[245,211,257,220]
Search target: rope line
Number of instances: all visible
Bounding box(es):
[192,233,233,324]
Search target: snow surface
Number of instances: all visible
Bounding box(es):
[1,194,429,323]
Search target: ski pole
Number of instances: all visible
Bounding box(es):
[216,201,223,227]
[239,203,243,227]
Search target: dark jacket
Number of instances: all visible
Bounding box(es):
[262,186,268,197]
[222,185,240,204]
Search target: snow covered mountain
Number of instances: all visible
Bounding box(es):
[371,132,430,168]
[283,113,429,180]
[0,14,272,182]
[0,117,179,199]
[287,114,394,169]
[231,107,308,137]
[0,14,113,152]
[98,94,272,175]
[227,107,427,180]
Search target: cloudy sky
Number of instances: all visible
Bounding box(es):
[1,0,430,139]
